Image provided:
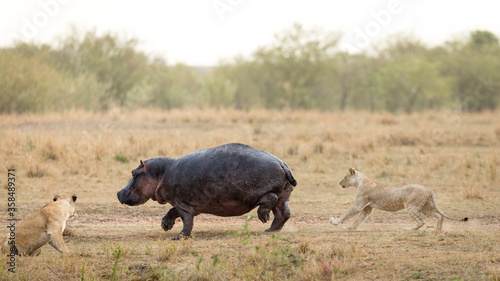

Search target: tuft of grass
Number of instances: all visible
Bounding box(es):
[230,215,253,245]
[406,271,425,280]
[80,261,85,281]
[110,246,122,281]
[460,184,484,200]
[380,115,398,125]
[312,141,324,154]
[114,154,130,163]
[41,139,58,160]
[158,241,178,262]
[489,155,498,182]
[26,165,46,178]
[43,150,57,161]
[298,240,311,254]
[252,122,263,135]
[196,257,204,271]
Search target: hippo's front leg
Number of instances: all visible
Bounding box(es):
[161,207,180,231]
[171,205,194,240]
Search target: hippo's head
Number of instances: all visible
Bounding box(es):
[117,160,158,206]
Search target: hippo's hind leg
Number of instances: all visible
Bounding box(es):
[256,193,278,224]
[161,207,180,231]
[266,189,292,232]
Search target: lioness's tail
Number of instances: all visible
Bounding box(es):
[280,162,297,187]
[429,191,468,222]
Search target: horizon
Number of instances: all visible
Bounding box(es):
[2,1,500,66]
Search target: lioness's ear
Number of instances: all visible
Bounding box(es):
[349,168,356,175]
[72,194,77,202]
[53,195,61,201]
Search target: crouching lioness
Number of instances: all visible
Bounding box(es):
[1,194,77,256]
[329,169,467,231]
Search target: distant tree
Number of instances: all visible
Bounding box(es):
[147,62,202,109]
[442,30,500,111]
[51,29,149,109]
[0,47,69,112]
[212,58,263,110]
[354,37,451,113]
[202,75,237,108]
[469,30,499,48]
[252,23,341,109]
[335,52,367,110]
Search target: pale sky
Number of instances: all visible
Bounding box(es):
[1,0,499,66]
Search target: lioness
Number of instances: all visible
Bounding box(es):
[329,169,467,231]
[1,194,77,256]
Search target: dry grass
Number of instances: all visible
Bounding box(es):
[460,184,485,200]
[0,108,499,280]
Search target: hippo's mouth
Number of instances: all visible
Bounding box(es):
[119,197,149,206]
[117,189,149,206]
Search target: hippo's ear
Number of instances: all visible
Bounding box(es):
[140,160,144,168]
[349,168,356,175]
[72,194,77,202]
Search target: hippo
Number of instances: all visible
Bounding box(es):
[117,143,296,239]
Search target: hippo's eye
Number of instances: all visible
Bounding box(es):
[131,170,136,177]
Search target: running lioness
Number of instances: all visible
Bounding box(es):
[329,169,467,231]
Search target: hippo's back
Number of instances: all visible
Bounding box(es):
[169,143,294,209]
[175,143,285,183]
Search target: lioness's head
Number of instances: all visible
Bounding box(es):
[339,168,358,189]
[52,194,77,218]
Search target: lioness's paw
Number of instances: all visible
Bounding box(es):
[403,227,417,231]
[329,217,340,226]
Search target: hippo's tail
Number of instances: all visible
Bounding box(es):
[280,162,297,187]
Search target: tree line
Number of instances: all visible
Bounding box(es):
[0,24,499,113]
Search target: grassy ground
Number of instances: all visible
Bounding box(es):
[0,108,499,280]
